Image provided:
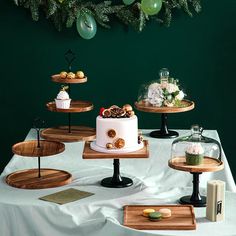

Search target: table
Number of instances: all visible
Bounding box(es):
[0,129,235,236]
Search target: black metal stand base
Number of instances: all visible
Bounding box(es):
[179,195,206,207]
[101,159,133,188]
[150,113,179,139]
[150,130,179,139]
[179,172,206,207]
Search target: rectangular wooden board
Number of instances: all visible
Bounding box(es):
[123,205,196,230]
[82,140,149,159]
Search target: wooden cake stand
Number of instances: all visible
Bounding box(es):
[41,50,96,142]
[83,140,149,188]
[6,140,72,189]
[135,100,194,138]
[168,156,224,207]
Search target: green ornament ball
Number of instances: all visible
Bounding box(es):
[123,0,135,5]
[141,0,162,15]
[76,13,97,40]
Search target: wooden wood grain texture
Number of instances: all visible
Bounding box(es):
[41,126,96,142]
[12,140,65,157]
[51,74,87,84]
[123,205,196,230]
[46,100,93,113]
[168,156,224,173]
[135,100,194,113]
[82,140,149,159]
[6,168,72,189]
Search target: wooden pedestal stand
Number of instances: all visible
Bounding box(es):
[41,50,96,142]
[83,140,149,188]
[6,133,72,189]
[168,157,224,207]
[135,100,194,139]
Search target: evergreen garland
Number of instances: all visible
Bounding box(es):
[13,0,201,33]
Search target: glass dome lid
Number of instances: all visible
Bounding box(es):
[171,124,222,165]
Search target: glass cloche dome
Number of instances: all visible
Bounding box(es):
[171,125,222,166]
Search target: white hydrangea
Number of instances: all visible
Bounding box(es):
[176,90,185,101]
[166,83,179,94]
[148,83,164,107]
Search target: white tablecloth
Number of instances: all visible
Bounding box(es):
[0,129,235,236]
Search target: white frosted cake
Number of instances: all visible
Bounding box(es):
[90,104,143,153]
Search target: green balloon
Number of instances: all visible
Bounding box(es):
[141,0,162,15]
[76,13,97,40]
[123,0,135,5]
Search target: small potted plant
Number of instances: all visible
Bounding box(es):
[185,143,204,165]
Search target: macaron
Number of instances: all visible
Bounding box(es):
[159,208,172,218]
[148,211,162,221]
[142,208,155,217]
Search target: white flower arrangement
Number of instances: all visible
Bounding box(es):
[147,78,185,107]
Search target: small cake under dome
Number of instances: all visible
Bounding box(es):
[90,104,143,153]
[170,124,222,165]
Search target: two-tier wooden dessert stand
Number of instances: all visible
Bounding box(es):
[135,100,194,138]
[41,50,96,142]
[82,140,149,188]
[6,123,72,189]
[168,156,224,207]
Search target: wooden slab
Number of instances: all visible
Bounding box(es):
[41,126,96,142]
[6,168,72,189]
[123,205,196,230]
[51,74,87,84]
[46,100,93,113]
[12,140,65,157]
[135,100,194,113]
[83,140,149,159]
[168,156,224,173]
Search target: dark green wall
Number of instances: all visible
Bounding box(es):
[0,0,235,180]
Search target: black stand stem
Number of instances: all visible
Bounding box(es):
[150,113,179,139]
[36,129,41,178]
[179,172,206,207]
[101,159,133,188]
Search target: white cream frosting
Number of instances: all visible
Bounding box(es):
[56,90,70,100]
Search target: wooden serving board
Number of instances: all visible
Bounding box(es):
[168,156,224,173]
[46,100,93,113]
[51,74,87,84]
[83,140,149,159]
[124,205,196,230]
[6,168,72,189]
[12,140,65,157]
[41,126,96,142]
[135,100,194,114]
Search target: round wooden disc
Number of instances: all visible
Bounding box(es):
[12,140,65,157]
[51,74,87,84]
[41,126,96,142]
[6,168,72,189]
[135,100,195,114]
[168,156,224,173]
[46,100,93,113]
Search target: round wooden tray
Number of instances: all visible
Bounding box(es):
[12,140,65,157]
[168,156,224,173]
[51,74,87,84]
[46,100,93,113]
[135,100,194,113]
[41,126,96,142]
[6,168,72,189]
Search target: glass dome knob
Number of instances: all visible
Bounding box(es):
[159,68,169,83]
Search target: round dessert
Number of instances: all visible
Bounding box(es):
[142,209,155,217]
[54,86,71,109]
[185,143,204,165]
[76,71,85,79]
[60,71,67,79]
[90,104,144,153]
[67,72,75,79]
[159,208,171,218]
[148,211,162,221]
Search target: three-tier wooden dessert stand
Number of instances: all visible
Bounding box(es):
[83,140,149,188]
[41,50,96,142]
[135,100,194,138]
[168,156,224,207]
[6,121,72,189]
